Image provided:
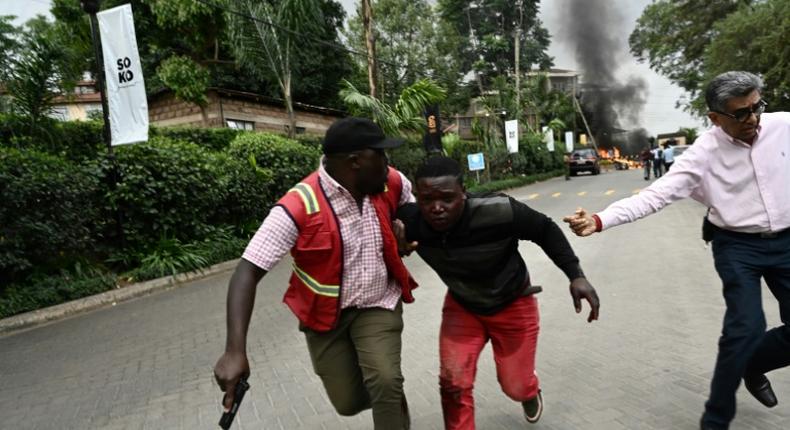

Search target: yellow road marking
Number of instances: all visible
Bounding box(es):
[632,188,641,194]
[605,190,615,196]
[577,191,587,196]
[551,192,561,198]
[527,193,540,200]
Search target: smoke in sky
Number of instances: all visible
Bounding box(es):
[556,0,648,152]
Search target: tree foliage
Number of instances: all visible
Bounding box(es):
[339,78,446,136]
[346,0,467,114]
[627,0,786,115]
[703,0,790,112]
[2,16,82,127]
[436,0,553,86]
[225,0,324,137]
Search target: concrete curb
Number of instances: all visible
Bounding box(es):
[0,259,240,336]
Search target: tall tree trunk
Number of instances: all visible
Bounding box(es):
[515,0,523,114]
[200,105,209,127]
[284,76,296,138]
[362,0,378,99]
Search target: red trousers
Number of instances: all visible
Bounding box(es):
[439,293,540,430]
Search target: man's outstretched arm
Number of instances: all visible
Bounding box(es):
[214,259,266,411]
[512,199,600,322]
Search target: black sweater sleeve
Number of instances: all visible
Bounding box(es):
[511,198,585,280]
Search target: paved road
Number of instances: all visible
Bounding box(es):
[1,169,789,429]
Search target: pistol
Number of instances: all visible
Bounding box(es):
[219,377,250,430]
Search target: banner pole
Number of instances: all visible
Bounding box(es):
[82,0,124,247]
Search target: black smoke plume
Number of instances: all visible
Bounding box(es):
[557,0,647,154]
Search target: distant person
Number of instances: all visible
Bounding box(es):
[563,71,790,430]
[640,145,653,180]
[662,141,675,171]
[396,156,600,429]
[213,117,418,430]
[651,144,663,177]
[563,151,572,180]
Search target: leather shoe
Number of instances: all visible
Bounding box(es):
[744,374,778,408]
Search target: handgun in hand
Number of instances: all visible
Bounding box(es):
[219,377,250,430]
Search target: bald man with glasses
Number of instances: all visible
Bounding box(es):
[563,71,790,430]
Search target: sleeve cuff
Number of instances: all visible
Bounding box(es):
[592,214,602,232]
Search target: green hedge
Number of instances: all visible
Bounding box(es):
[0,147,102,286]
[0,114,104,161]
[110,137,224,251]
[227,132,321,199]
[151,126,240,151]
[209,151,275,235]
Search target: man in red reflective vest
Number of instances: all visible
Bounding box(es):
[214,117,418,429]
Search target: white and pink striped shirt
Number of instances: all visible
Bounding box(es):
[598,112,790,233]
[242,161,415,310]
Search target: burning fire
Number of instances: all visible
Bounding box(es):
[598,147,621,159]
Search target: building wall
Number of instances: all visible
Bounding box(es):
[148,92,340,135]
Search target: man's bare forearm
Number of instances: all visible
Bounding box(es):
[225,259,266,353]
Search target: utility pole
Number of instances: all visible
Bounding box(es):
[573,96,598,152]
[362,0,377,99]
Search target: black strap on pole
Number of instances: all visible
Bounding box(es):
[83,0,124,247]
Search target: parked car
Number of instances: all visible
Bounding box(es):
[569,148,600,176]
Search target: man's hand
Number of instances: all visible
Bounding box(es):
[569,277,600,323]
[562,207,597,237]
[393,219,418,256]
[214,351,250,411]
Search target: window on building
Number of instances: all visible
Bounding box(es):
[226,119,254,130]
[49,106,69,121]
[284,125,307,134]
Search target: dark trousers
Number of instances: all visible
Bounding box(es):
[302,302,407,430]
[653,159,662,177]
[643,159,652,179]
[702,229,790,429]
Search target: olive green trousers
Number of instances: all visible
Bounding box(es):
[302,302,408,430]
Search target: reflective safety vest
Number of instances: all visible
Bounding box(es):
[276,168,418,332]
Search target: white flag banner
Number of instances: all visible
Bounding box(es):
[564,131,574,153]
[98,4,148,146]
[543,126,555,152]
[505,120,518,153]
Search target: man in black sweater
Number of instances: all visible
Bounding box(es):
[395,156,599,429]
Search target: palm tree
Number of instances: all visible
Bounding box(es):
[679,126,699,145]
[339,78,446,136]
[225,0,323,138]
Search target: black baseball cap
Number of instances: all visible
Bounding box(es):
[322,117,405,154]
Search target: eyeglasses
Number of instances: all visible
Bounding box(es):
[713,99,767,123]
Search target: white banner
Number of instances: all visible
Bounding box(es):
[98,4,148,146]
[564,131,574,153]
[505,120,518,153]
[543,126,555,152]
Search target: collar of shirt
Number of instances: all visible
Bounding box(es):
[319,157,354,201]
[712,123,762,148]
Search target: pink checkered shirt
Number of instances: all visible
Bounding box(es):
[242,161,415,310]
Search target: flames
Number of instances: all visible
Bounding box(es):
[598,147,621,159]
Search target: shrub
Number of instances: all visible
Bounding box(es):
[0,263,116,318]
[0,114,104,161]
[0,147,101,286]
[227,132,320,199]
[109,137,223,251]
[151,126,240,151]
[209,151,275,233]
